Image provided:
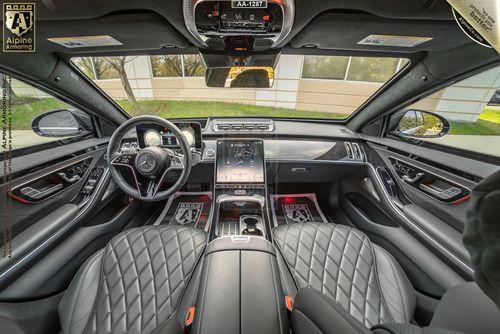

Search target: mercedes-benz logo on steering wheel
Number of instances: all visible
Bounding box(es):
[136,152,157,173]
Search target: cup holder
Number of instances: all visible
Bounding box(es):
[240,215,264,236]
[242,216,259,226]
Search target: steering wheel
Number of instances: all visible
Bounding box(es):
[106,115,192,202]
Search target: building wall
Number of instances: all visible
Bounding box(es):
[410,66,500,122]
[10,55,498,121]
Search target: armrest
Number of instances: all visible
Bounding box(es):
[192,236,288,334]
[430,282,500,334]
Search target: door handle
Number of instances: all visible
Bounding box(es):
[402,172,424,184]
[58,172,81,184]
[20,184,63,200]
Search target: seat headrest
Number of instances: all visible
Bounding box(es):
[464,169,500,309]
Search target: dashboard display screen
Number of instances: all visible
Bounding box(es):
[216,140,264,183]
[135,123,201,149]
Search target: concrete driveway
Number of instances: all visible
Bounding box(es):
[6,130,63,151]
[426,135,500,157]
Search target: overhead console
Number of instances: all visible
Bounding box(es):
[184,0,295,51]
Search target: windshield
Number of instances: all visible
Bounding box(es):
[71,54,409,120]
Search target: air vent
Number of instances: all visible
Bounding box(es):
[214,120,274,132]
[345,142,363,161]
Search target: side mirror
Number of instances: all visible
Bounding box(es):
[392,109,450,138]
[32,109,92,137]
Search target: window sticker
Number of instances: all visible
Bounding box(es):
[357,35,433,48]
[447,0,499,52]
[47,35,122,48]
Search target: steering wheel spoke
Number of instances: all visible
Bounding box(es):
[110,152,136,167]
[106,116,192,202]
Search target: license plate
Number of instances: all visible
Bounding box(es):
[231,1,268,9]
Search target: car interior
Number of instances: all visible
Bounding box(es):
[0,1,500,334]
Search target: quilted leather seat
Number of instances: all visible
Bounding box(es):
[273,223,416,328]
[58,225,207,334]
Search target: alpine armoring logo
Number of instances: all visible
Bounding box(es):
[3,3,35,52]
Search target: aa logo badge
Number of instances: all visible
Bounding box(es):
[3,3,35,52]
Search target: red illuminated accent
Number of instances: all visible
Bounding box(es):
[262,14,271,21]
[282,197,295,204]
[7,192,31,204]
[213,10,219,17]
[451,195,470,205]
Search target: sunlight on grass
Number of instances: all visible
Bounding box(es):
[10,97,500,137]
[449,106,500,136]
[116,99,349,120]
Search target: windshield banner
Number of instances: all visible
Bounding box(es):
[447,0,499,53]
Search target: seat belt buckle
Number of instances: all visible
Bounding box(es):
[184,306,195,333]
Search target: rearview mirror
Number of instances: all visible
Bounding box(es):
[393,109,450,138]
[32,109,92,137]
[205,67,274,88]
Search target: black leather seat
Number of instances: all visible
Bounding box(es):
[58,225,207,334]
[273,222,416,328]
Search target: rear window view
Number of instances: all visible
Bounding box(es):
[70,55,409,120]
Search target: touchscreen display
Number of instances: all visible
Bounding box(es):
[216,140,264,183]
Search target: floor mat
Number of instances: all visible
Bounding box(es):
[270,193,328,227]
[154,192,212,231]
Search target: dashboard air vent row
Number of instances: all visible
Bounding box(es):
[214,121,274,132]
[345,142,363,161]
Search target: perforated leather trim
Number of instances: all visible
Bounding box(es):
[273,223,414,328]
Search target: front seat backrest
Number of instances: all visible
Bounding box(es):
[58,225,207,334]
[463,169,500,309]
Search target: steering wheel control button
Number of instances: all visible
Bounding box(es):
[205,148,215,158]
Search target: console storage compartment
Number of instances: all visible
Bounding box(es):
[192,236,288,334]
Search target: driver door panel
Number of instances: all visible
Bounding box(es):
[0,139,134,300]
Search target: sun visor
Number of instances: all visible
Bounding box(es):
[291,12,471,53]
[36,12,189,53]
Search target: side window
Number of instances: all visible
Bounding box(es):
[6,75,94,152]
[395,65,500,157]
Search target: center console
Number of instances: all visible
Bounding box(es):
[192,139,288,334]
[192,236,288,334]
[212,139,269,239]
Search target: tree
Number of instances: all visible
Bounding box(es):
[183,55,205,77]
[0,74,16,99]
[155,55,184,76]
[103,56,137,104]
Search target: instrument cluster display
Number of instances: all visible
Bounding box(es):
[216,140,264,183]
[136,123,202,149]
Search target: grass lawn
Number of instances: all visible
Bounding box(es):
[11,97,70,130]
[449,106,500,135]
[117,99,348,120]
[10,97,500,136]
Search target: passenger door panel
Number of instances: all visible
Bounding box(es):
[340,137,499,298]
